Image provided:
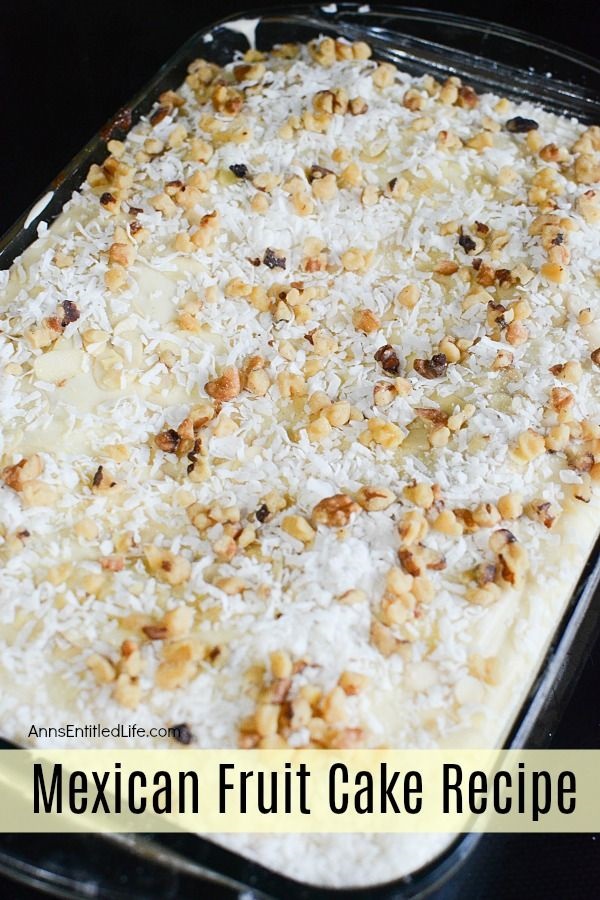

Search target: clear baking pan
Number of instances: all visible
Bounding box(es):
[1,5,599,898]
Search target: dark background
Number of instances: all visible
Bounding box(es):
[0,1,599,898]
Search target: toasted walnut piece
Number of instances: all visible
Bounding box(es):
[549,360,583,384]
[87,654,117,684]
[497,493,523,520]
[497,542,529,587]
[545,424,570,452]
[404,482,434,509]
[414,353,448,380]
[374,344,401,375]
[309,36,336,66]
[150,192,177,217]
[1,455,43,492]
[386,568,414,597]
[191,210,220,249]
[414,406,448,427]
[439,78,459,105]
[398,509,428,546]
[370,619,405,657]
[337,161,363,189]
[145,546,191,586]
[438,336,461,365]
[512,429,545,463]
[540,261,567,283]
[323,401,352,428]
[457,84,478,108]
[340,247,372,272]
[349,96,368,115]
[410,111,432,129]
[246,368,270,396]
[307,416,332,443]
[472,502,501,528]
[312,494,360,528]
[118,640,143,678]
[427,425,452,450]
[506,322,529,346]
[574,154,600,184]
[398,546,445,577]
[434,259,459,276]
[466,583,501,606]
[474,562,497,587]
[105,265,127,292]
[308,391,331,415]
[359,418,405,449]
[312,172,338,201]
[99,555,124,572]
[397,283,420,309]
[357,485,396,512]
[567,449,595,473]
[526,499,559,529]
[277,372,307,399]
[112,674,141,709]
[576,190,600,224]
[432,509,463,537]
[373,381,397,407]
[488,528,517,554]
[162,606,194,639]
[205,365,241,401]
[339,671,370,695]
[282,515,315,544]
[590,348,600,367]
[352,308,380,334]
[372,62,396,88]
[269,650,293,680]
[155,428,181,454]
[156,659,197,691]
[492,350,514,370]
[437,129,463,150]
[466,131,494,152]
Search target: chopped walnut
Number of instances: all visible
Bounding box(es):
[413,353,447,379]
[353,308,380,334]
[404,481,434,509]
[373,381,398,407]
[205,365,241,401]
[370,619,406,657]
[359,418,405,449]
[526,499,559,529]
[312,494,361,528]
[145,546,191,586]
[87,654,117,684]
[281,515,315,543]
[511,429,545,463]
[2,455,43,492]
[497,493,523,520]
[398,509,428,546]
[356,485,395,511]
[374,344,401,375]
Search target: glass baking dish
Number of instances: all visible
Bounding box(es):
[1,4,599,897]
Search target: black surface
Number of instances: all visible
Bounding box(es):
[1,1,599,897]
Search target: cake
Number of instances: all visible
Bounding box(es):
[1,33,599,886]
